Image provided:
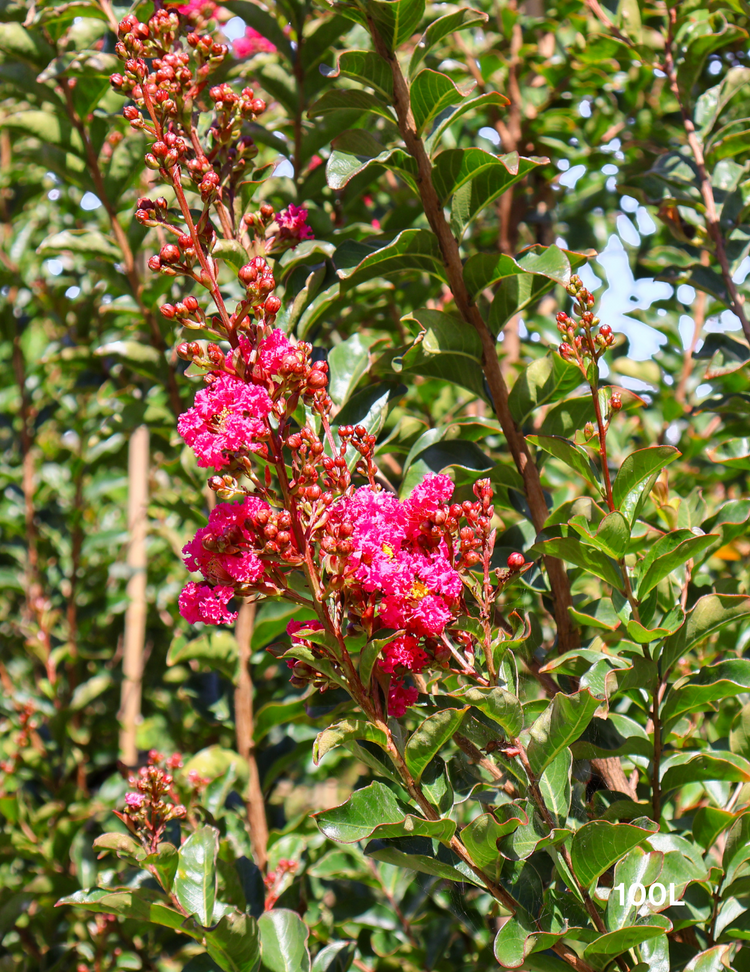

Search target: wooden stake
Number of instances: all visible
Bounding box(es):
[119,425,149,767]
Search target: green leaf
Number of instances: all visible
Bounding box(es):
[37,229,121,262]
[693,806,736,849]
[661,660,750,726]
[526,690,600,778]
[448,687,523,738]
[258,910,310,972]
[1,110,85,155]
[461,805,528,869]
[722,812,750,886]
[661,752,750,793]
[508,353,582,426]
[568,598,621,632]
[433,151,548,238]
[140,843,179,894]
[424,91,511,154]
[311,943,354,972]
[409,7,487,75]
[527,434,599,489]
[405,707,468,781]
[315,782,454,843]
[660,594,750,673]
[321,50,393,99]
[335,384,392,467]
[55,889,202,939]
[326,133,418,191]
[328,333,370,406]
[584,917,670,962]
[531,536,623,590]
[707,437,750,470]
[538,749,572,827]
[569,511,631,560]
[395,309,485,398]
[174,826,219,927]
[313,719,388,764]
[69,672,113,711]
[364,836,476,883]
[92,832,142,861]
[493,910,566,969]
[359,0,426,50]
[611,446,681,523]
[731,699,750,759]
[683,947,738,972]
[213,239,249,271]
[606,846,665,930]
[636,530,716,598]
[336,229,446,293]
[308,88,394,123]
[206,913,261,972]
[411,69,469,134]
[571,820,654,889]
[0,23,55,66]
[626,609,684,645]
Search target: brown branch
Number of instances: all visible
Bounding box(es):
[235,600,269,870]
[662,12,750,346]
[676,249,709,406]
[368,23,578,654]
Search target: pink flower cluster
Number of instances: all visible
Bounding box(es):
[177,372,272,469]
[284,475,461,716]
[177,329,301,469]
[179,496,273,625]
[177,0,217,16]
[234,26,276,58]
[274,204,314,249]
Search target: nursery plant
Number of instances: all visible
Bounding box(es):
[2,1,750,971]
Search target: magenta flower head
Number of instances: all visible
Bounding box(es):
[234,26,276,58]
[125,791,146,810]
[179,581,237,625]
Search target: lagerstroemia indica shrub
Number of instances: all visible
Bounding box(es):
[23,0,750,970]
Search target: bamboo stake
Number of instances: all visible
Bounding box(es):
[119,425,149,767]
[235,600,269,869]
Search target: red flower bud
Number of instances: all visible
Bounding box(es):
[160,303,176,318]
[160,243,181,264]
[264,295,281,315]
[507,552,525,570]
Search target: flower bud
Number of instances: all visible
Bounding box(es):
[610,392,622,412]
[264,295,281,316]
[160,243,181,264]
[160,303,176,319]
[507,552,525,570]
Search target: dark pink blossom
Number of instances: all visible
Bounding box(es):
[125,791,146,809]
[379,634,428,674]
[179,581,237,624]
[388,678,419,717]
[234,26,276,58]
[275,204,313,248]
[177,372,273,469]
[182,496,270,586]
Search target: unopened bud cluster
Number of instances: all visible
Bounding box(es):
[118,750,186,852]
[556,275,615,364]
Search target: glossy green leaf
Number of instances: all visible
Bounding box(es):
[692,806,736,849]
[314,781,454,842]
[531,536,623,590]
[508,353,582,426]
[584,917,670,961]
[409,7,487,76]
[661,660,750,725]
[139,843,179,894]
[707,437,750,469]
[213,239,249,271]
[328,333,370,406]
[411,69,469,134]
[538,749,572,827]
[527,434,599,488]
[321,50,393,98]
[526,690,600,778]
[660,594,750,672]
[174,826,219,927]
[612,446,680,523]
[637,530,717,598]
[568,598,621,631]
[258,910,310,972]
[605,846,665,930]
[424,91,510,153]
[56,889,201,939]
[313,719,388,764]
[661,752,750,792]
[37,229,121,262]
[461,805,528,869]
[493,911,565,970]
[356,0,426,50]
[569,511,630,560]
[326,134,418,191]
[364,836,477,883]
[395,309,486,398]
[448,686,523,738]
[683,947,736,972]
[571,820,655,889]
[222,1,292,55]
[336,229,446,293]
[405,706,468,781]
[311,943,354,972]
[722,812,750,886]
[206,913,261,972]
[308,89,394,123]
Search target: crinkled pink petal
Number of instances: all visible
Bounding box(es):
[387,678,419,717]
[179,581,237,625]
